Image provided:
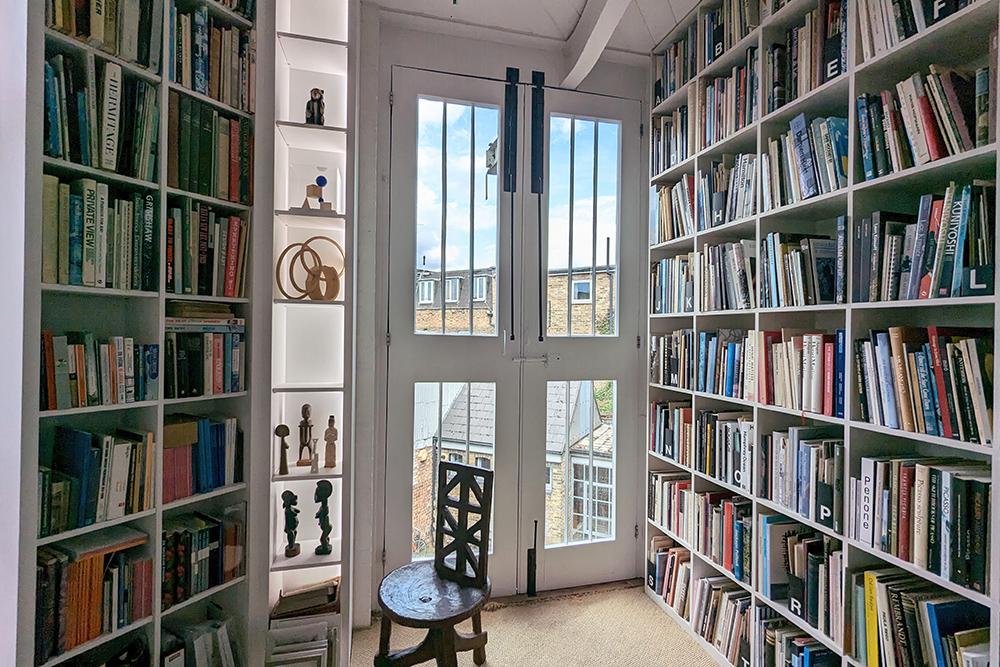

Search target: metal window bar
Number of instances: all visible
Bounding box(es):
[469,110,476,336]
[440,103,448,335]
[566,121,575,337]
[587,380,595,541]
[465,382,471,460]
[562,381,570,544]
[591,125,598,337]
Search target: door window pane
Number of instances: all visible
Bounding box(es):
[544,380,616,547]
[415,98,499,335]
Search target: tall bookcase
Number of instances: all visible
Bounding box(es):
[265,0,355,664]
[17,0,269,665]
[645,2,1000,667]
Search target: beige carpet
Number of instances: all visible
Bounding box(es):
[350,582,716,667]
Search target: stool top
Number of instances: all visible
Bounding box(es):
[378,561,491,628]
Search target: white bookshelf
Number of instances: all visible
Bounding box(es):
[644,1,1000,667]
[16,0,270,664]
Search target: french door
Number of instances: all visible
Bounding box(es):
[384,65,643,597]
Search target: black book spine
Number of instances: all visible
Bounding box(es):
[175,333,189,398]
[928,467,941,575]
[197,204,210,295]
[888,586,913,667]
[950,346,980,443]
[187,333,203,397]
[950,476,968,587]
[969,479,988,592]
[868,96,891,178]
[131,193,143,291]
[870,213,883,302]
[900,593,926,667]
[142,193,156,291]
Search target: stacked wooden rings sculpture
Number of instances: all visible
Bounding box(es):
[276,236,346,301]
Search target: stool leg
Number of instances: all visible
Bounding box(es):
[472,613,486,666]
[378,616,392,659]
[435,627,459,667]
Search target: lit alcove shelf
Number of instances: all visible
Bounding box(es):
[271,538,344,573]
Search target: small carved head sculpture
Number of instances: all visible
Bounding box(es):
[310,87,324,100]
[275,424,290,439]
[281,489,298,508]
[315,479,333,503]
[302,403,311,420]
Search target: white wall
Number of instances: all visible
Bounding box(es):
[351,6,648,623]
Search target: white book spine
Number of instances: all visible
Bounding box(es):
[95,183,108,287]
[859,457,877,547]
[100,63,122,171]
[204,332,214,396]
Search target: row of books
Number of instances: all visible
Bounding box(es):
[755,606,839,667]
[163,327,246,400]
[166,93,254,204]
[760,328,848,417]
[848,457,991,592]
[764,0,847,114]
[169,3,257,113]
[759,226,845,308]
[691,576,752,665]
[40,175,157,291]
[39,427,153,538]
[854,326,993,445]
[699,240,757,311]
[759,517,842,627]
[651,101,693,174]
[45,0,164,70]
[699,47,760,149]
[163,414,245,504]
[857,66,989,180]
[761,427,844,531]
[858,0,983,60]
[648,472,690,538]
[702,0,758,68]
[162,614,241,667]
[694,410,754,492]
[692,491,753,585]
[649,400,693,466]
[697,328,757,400]
[161,503,246,610]
[647,537,691,617]
[40,332,159,411]
[44,57,159,182]
[34,526,151,663]
[653,24,698,105]
[698,153,758,230]
[649,329,695,390]
[650,253,695,314]
[167,198,251,298]
[761,114,848,211]
[850,569,989,667]
[650,178,695,245]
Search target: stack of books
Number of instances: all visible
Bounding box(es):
[694,410,754,492]
[759,224,847,308]
[162,612,241,667]
[650,253,695,314]
[649,400,693,465]
[693,491,753,584]
[702,0,758,67]
[161,503,246,610]
[653,25,697,104]
[163,302,247,399]
[848,457,991,591]
[758,328,847,417]
[166,198,251,297]
[45,0,165,70]
[34,527,152,662]
[647,537,691,617]
[652,104,693,173]
[700,47,760,149]
[761,114,848,210]
[44,56,159,182]
[650,179,695,245]
[760,427,845,531]
[162,415,244,503]
[41,175,158,291]
[648,471,691,539]
[690,576,752,665]
[698,153,758,229]
[699,240,757,311]
[40,331,158,410]
[697,328,755,400]
[38,427,154,538]
[756,614,839,667]
[649,329,695,389]
[270,577,342,620]
[853,326,993,444]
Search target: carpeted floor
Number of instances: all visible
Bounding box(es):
[350,581,715,667]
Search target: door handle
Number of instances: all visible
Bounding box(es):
[503,67,519,342]
[531,71,545,343]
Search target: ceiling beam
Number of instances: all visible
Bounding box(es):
[560,0,631,89]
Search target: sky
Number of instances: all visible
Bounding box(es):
[415,98,621,276]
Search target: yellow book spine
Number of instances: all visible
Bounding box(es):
[865,571,880,667]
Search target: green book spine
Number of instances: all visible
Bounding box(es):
[189,99,201,194]
[198,103,214,197]
[178,95,191,192]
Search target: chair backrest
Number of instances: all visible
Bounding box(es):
[434,461,493,589]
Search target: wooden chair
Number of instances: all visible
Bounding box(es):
[376,461,494,667]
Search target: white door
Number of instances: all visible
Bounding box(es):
[384,65,643,596]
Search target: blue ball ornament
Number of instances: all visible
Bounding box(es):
[315,175,328,187]
[318,197,324,203]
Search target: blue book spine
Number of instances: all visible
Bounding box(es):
[926,601,947,667]
[224,333,233,393]
[732,343,742,398]
[115,552,126,627]
[698,332,708,392]
[168,2,175,83]
[145,344,159,401]
[875,333,900,429]
[69,194,84,285]
[789,113,819,199]
[949,185,973,296]
[835,329,846,418]
[733,519,743,580]
[44,62,60,158]
[197,419,209,492]
[76,91,90,167]
[856,95,875,181]
[193,7,209,95]
[707,336,719,395]
[725,343,737,397]
[768,233,780,307]
[827,117,850,188]
[914,350,939,437]
[797,443,810,516]
[924,343,945,435]
[136,344,146,401]
[231,332,241,392]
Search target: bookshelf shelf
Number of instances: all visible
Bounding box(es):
[270,538,343,572]
[272,383,345,393]
[43,27,162,83]
[848,295,998,309]
[161,576,247,618]
[692,549,754,595]
[699,121,758,160]
[847,420,994,455]
[650,234,695,252]
[167,82,254,119]
[691,469,752,498]
[755,497,842,540]
[276,32,348,73]
[759,403,845,425]
[165,294,251,304]
[651,82,691,117]
[698,216,756,240]
[760,75,851,128]
[35,508,156,547]
[651,156,695,185]
[162,483,248,511]
[41,156,159,189]
[754,594,843,654]
[40,284,159,298]
[700,30,761,80]
[162,391,249,405]
[649,312,694,320]
[647,517,693,551]
[276,120,348,152]
[761,0,821,28]
[38,616,153,667]
[165,187,252,211]
[273,298,345,307]
[38,399,159,418]
[851,143,997,194]
[197,0,254,30]
[758,188,848,222]
[271,470,344,482]
[648,450,693,473]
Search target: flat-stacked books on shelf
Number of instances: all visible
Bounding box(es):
[693,491,753,584]
[650,400,693,465]
[695,410,754,492]
[697,328,756,400]
[647,537,691,617]
[45,0,165,70]
[650,253,695,314]
[649,329,695,389]
[648,471,691,539]
[41,175,158,291]
[168,1,257,113]
[166,199,251,297]
[761,427,844,531]
[44,56,159,182]
[163,303,247,399]
[698,153,758,229]
[38,427,154,538]
[759,223,847,308]
[702,0,758,67]
[758,328,847,417]
[652,103,693,174]
[690,575,752,665]
[848,457,991,592]
[162,615,240,667]
[699,240,757,311]
[161,502,246,610]
[654,24,697,105]
[162,414,244,503]
[853,326,993,444]
[34,526,152,662]
[856,62,994,181]
[762,114,848,210]
[650,179,695,244]
[699,47,760,149]
[849,569,989,667]
[40,331,159,410]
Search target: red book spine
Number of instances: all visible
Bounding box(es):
[918,200,944,299]
[223,216,241,297]
[898,465,915,561]
[823,341,835,416]
[165,216,175,290]
[107,341,117,405]
[229,118,239,202]
[723,500,734,571]
[213,333,224,395]
[916,88,948,161]
[185,444,194,498]
[75,345,86,408]
[927,326,954,439]
[42,331,57,410]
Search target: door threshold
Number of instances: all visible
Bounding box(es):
[484,578,642,610]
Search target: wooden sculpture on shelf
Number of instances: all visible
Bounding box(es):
[324,415,338,469]
[299,174,333,210]
[305,87,325,125]
[275,424,291,476]
[297,403,314,466]
[275,234,346,302]
[282,490,301,558]
[315,480,334,555]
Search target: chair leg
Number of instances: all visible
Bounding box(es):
[435,627,459,667]
[472,613,486,666]
[378,616,392,658]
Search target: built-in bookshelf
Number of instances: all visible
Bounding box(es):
[646,1,1000,667]
[18,0,264,664]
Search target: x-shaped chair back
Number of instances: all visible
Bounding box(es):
[434,461,493,589]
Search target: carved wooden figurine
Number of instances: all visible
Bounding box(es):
[305,87,325,125]
[282,490,301,558]
[324,415,338,469]
[275,424,291,476]
[297,404,314,466]
[314,480,334,555]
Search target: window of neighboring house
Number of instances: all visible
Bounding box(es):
[571,279,592,303]
[473,275,489,302]
[545,465,552,494]
[418,280,434,305]
[570,460,613,540]
[448,452,464,463]
[475,456,491,470]
[444,278,461,303]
